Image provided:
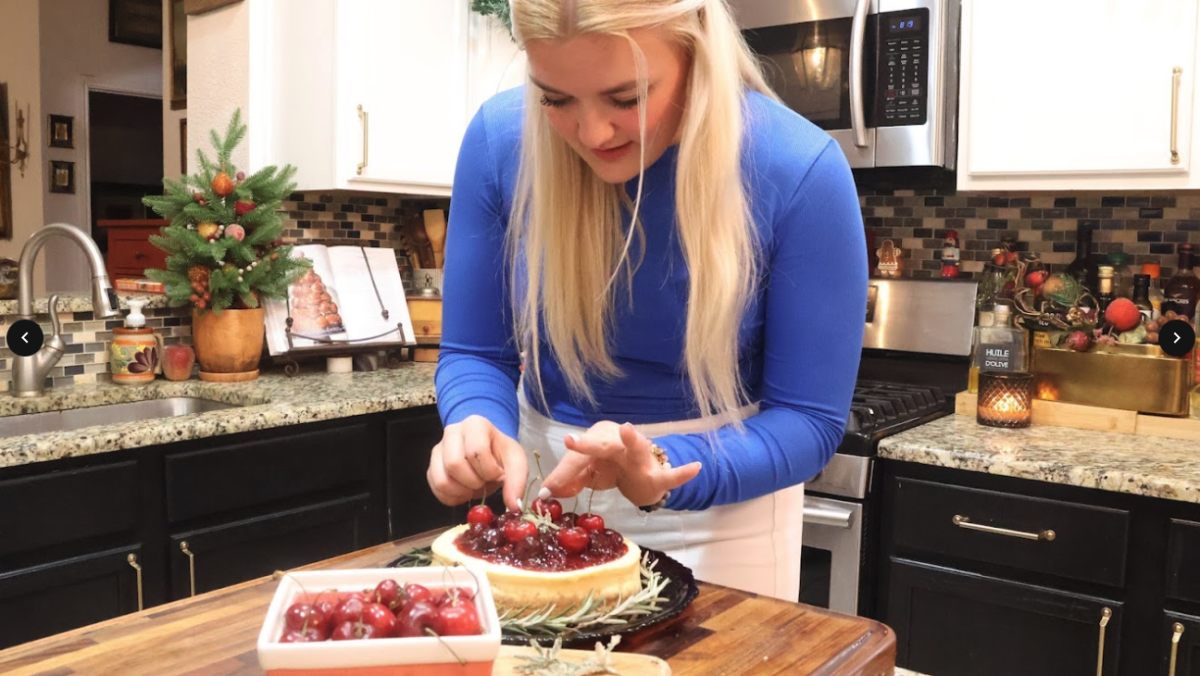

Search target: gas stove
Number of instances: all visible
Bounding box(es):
[800,278,978,616]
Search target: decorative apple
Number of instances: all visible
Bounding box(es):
[162,345,195,381]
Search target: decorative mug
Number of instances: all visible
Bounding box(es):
[110,327,162,385]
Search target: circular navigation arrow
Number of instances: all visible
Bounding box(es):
[7,320,44,357]
[1160,319,1196,358]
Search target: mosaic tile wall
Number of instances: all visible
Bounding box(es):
[0,306,191,392]
[862,190,1200,279]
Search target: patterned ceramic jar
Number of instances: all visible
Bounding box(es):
[110,326,162,385]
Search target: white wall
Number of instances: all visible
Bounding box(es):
[0,0,45,294]
[162,0,186,179]
[39,0,162,294]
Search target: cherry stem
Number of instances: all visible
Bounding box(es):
[425,627,466,665]
[522,477,537,512]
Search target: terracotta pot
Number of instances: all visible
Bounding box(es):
[192,308,264,382]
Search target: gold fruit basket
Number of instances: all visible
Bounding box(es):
[1031,342,1193,416]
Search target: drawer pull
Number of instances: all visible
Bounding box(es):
[357,104,369,176]
[1096,607,1111,676]
[1171,67,1182,165]
[1170,622,1185,676]
[180,540,196,597]
[134,250,145,260]
[126,553,143,612]
[952,514,1056,541]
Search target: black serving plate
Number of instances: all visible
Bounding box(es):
[386,546,699,648]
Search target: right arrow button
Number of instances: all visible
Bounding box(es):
[1160,319,1196,358]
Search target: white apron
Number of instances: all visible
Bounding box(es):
[517,391,805,602]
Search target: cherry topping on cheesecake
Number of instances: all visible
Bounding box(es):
[531,497,563,521]
[455,512,627,572]
[467,505,495,527]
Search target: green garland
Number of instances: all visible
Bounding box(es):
[471,0,514,38]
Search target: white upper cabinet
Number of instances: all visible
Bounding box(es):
[958,0,1200,190]
[259,1,520,197]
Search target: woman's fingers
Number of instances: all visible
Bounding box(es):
[494,430,529,512]
[542,452,619,496]
[427,442,475,506]
[440,426,488,491]
[659,461,703,492]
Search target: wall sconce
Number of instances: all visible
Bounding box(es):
[977,372,1034,428]
[2,101,30,177]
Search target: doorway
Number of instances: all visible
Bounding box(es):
[87,90,163,248]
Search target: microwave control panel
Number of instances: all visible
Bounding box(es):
[879,9,929,127]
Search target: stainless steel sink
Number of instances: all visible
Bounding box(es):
[0,397,239,438]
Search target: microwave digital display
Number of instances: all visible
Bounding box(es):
[887,16,921,33]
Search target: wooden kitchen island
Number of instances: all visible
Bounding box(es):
[0,532,895,676]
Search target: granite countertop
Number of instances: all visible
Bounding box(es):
[0,293,174,316]
[879,414,1200,504]
[0,363,437,469]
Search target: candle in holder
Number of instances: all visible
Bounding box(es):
[977,371,1034,428]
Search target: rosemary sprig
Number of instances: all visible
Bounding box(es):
[391,547,434,568]
[513,635,623,676]
[523,509,561,531]
[498,553,671,638]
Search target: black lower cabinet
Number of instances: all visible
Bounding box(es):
[168,495,374,599]
[1164,613,1200,676]
[387,409,463,539]
[0,545,144,650]
[887,559,1122,676]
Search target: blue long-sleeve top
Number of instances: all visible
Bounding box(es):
[435,87,867,511]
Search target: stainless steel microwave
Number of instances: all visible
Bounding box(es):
[730,0,959,170]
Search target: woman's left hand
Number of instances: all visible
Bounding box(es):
[541,421,703,508]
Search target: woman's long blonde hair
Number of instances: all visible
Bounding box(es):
[509,0,776,421]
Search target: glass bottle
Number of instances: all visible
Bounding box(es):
[1142,263,1165,319]
[968,310,997,394]
[1096,265,1114,326]
[1132,274,1154,324]
[1107,252,1134,299]
[1065,222,1099,295]
[1163,243,1200,322]
[975,248,1008,321]
[971,303,1027,386]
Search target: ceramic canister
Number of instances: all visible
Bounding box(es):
[110,326,161,385]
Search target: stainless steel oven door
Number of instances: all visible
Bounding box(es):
[800,495,863,615]
[735,0,879,168]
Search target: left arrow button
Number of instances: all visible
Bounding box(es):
[7,320,44,357]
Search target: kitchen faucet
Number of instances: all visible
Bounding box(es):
[12,223,120,397]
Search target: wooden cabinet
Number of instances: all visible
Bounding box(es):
[0,405,441,647]
[168,496,372,599]
[95,219,169,281]
[1163,613,1200,676]
[253,2,520,197]
[888,559,1121,676]
[958,0,1200,190]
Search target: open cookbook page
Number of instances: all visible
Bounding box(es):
[325,246,414,346]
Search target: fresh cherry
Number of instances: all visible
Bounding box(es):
[404,583,434,608]
[557,526,591,554]
[554,512,578,529]
[331,619,378,640]
[361,602,397,638]
[467,504,495,526]
[334,596,367,626]
[494,509,522,529]
[479,528,505,551]
[504,518,538,543]
[373,579,403,611]
[437,598,482,636]
[279,626,323,642]
[284,602,326,635]
[531,497,563,521]
[311,591,341,633]
[396,600,441,638]
[576,513,605,532]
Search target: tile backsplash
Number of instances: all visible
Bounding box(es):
[862,189,1200,279]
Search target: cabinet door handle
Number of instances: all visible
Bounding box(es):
[1172,67,1182,165]
[134,250,145,260]
[1170,622,1185,676]
[1096,607,1112,676]
[126,553,143,612]
[357,104,369,176]
[952,514,1056,541]
[179,540,196,597]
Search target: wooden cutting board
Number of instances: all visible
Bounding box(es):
[493,644,670,675]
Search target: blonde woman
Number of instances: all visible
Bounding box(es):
[428,0,867,601]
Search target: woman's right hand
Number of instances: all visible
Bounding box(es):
[427,415,529,512]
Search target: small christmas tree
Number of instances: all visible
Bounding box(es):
[142,109,310,313]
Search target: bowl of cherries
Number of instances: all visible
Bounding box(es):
[256,567,500,675]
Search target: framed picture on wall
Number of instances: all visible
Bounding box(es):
[109,0,163,50]
[50,160,75,194]
[0,83,14,239]
[180,118,187,174]
[48,114,73,149]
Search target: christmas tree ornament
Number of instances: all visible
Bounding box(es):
[226,224,246,241]
[238,276,244,283]
[198,222,219,240]
[211,171,235,198]
[187,265,210,288]
[236,171,245,181]
[271,252,280,261]
[235,200,256,217]
[186,223,195,230]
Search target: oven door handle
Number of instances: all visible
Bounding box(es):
[849,0,871,148]
[803,497,855,529]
